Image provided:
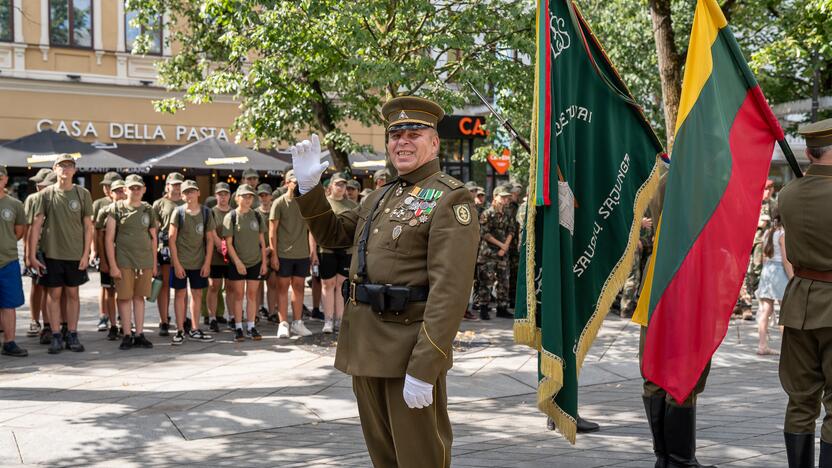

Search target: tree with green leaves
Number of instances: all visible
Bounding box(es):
[127,0,533,172]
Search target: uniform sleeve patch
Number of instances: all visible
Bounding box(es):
[453,204,472,225]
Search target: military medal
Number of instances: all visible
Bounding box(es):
[402,211,414,220]
[392,225,402,239]
[419,215,429,223]
[404,196,414,205]
[409,218,419,227]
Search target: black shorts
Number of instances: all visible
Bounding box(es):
[278,257,310,278]
[170,269,209,290]
[319,250,351,279]
[209,264,229,279]
[228,264,262,281]
[40,258,90,288]
[100,271,115,289]
[157,250,171,266]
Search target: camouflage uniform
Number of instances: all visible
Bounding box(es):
[505,198,520,308]
[474,206,516,310]
[620,219,654,316]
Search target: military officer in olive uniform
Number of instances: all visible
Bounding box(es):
[293,96,479,468]
[778,118,832,468]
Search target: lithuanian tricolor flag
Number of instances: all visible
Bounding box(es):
[632,0,785,403]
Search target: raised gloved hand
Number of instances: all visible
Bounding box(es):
[403,374,434,409]
[290,134,329,195]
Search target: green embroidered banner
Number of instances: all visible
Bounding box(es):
[515,0,663,443]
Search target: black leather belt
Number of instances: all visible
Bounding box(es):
[345,282,429,313]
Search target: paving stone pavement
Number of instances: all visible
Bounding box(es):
[0,277,809,467]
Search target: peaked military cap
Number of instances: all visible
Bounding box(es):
[382,96,445,132]
[799,118,832,149]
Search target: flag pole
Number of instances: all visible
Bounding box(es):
[777,138,804,178]
[466,81,532,153]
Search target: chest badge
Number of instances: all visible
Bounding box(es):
[392,225,402,240]
[453,204,472,225]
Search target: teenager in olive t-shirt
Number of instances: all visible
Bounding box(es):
[222,185,267,342]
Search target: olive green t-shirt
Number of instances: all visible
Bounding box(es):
[95,203,113,230]
[32,184,93,261]
[0,195,25,267]
[24,192,39,225]
[108,201,158,269]
[319,196,358,254]
[211,206,232,266]
[92,196,110,223]
[152,197,185,236]
[269,194,310,260]
[170,205,217,270]
[257,206,272,248]
[222,209,266,267]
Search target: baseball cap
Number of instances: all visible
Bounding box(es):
[181,180,199,192]
[242,168,259,179]
[110,180,126,191]
[125,174,145,188]
[29,168,52,183]
[166,172,184,184]
[347,179,361,189]
[0,166,6,177]
[374,168,391,180]
[331,172,348,184]
[284,170,297,182]
[53,153,78,167]
[101,171,122,185]
[236,184,256,197]
[257,183,273,195]
[39,172,58,186]
[493,185,512,198]
[214,182,231,194]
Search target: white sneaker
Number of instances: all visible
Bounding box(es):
[322,320,334,334]
[291,320,313,337]
[27,321,42,337]
[277,321,290,339]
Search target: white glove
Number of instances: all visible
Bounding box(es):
[290,134,329,195]
[403,374,434,409]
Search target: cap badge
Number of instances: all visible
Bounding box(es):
[398,110,408,120]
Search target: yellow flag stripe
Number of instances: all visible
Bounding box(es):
[632,214,662,326]
[673,0,728,134]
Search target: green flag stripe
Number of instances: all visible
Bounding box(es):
[647,31,749,315]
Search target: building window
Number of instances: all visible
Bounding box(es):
[0,0,12,42]
[50,0,93,48]
[125,8,163,55]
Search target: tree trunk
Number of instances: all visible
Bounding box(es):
[309,79,351,172]
[649,0,683,151]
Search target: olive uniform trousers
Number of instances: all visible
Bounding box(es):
[780,326,832,441]
[352,372,451,468]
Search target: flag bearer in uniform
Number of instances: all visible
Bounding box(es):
[778,119,832,468]
[293,96,479,468]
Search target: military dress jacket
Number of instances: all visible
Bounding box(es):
[295,159,480,383]
[778,164,832,329]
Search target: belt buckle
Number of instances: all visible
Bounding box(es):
[350,282,357,305]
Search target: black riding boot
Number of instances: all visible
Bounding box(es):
[479,304,491,320]
[643,395,667,468]
[664,405,715,468]
[783,433,814,468]
[819,438,832,468]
